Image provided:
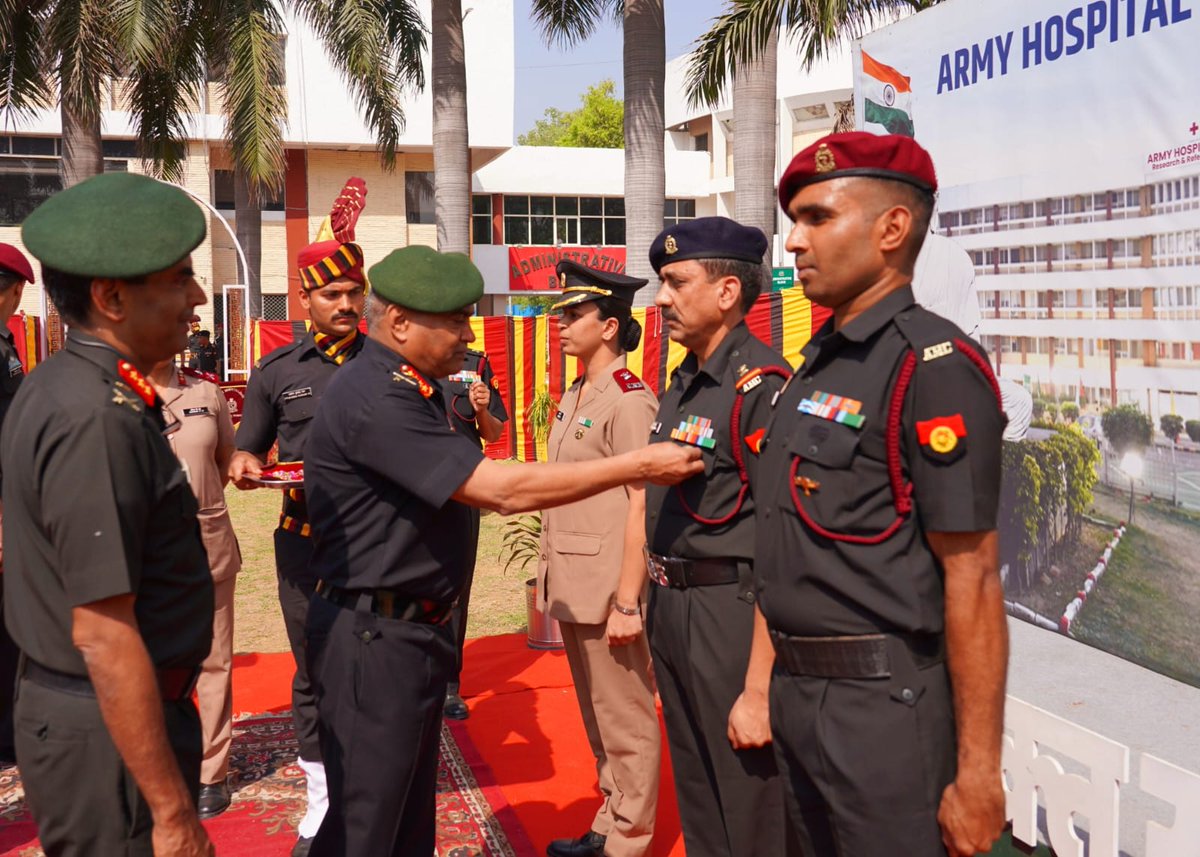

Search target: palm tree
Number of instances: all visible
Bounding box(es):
[685,0,937,259]
[432,0,470,255]
[529,0,666,291]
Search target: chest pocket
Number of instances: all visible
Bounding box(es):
[280,392,315,424]
[788,415,859,470]
[551,531,602,557]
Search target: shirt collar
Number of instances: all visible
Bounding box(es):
[64,329,134,378]
[591,354,627,394]
[836,285,917,344]
[690,320,752,382]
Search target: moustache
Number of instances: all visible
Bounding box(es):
[333,313,359,322]
[661,309,679,323]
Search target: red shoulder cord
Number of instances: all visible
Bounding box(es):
[788,339,1002,544]
[675,365,793,526]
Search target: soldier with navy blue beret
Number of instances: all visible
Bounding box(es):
[757,132,1008,856]
[0,242,33,764]
[439,346,508,720]
[302,246,701,856]
[4,172,214,855]
[643,216,796,857]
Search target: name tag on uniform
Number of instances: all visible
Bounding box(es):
[7,356,21,378]
[281,387,313,403]
[183,406,210,417]
[555,410,565,421]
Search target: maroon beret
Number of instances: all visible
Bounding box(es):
[0,243,34,283]
[778,132,937,209]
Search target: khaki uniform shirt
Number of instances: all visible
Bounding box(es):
[537,358,657,624]
[154,367,241,583]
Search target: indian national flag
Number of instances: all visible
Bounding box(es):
[862,51,915,138]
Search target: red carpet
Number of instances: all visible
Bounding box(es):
[0,636,686,856]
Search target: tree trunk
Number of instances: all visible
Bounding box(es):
[60,101,103,188]
[432,0,471,255]
[235,165,263,318]
[733,27,778,266]
[623,0,665,305]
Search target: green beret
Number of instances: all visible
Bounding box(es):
[22,172,206,278]
[369,246,484,313]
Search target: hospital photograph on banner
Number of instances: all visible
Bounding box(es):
[857,0,1200,688]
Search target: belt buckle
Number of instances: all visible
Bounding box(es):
[643,546,669,587]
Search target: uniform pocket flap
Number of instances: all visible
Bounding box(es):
[551,531,602,556]
[788,415,859,469]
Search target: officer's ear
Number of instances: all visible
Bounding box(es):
[875,204,914,257]
[714,275,741,314]
[297,286,313,313]
[90,277,128,323]
[600,313,619,343]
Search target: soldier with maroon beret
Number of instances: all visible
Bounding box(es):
[755,132,1008,856]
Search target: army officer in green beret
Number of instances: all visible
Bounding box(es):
[302,245,703,856]
[4,172,215,856]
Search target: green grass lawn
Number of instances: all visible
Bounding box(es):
[227,487,530,654]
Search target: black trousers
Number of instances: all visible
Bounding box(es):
[647,581,791,857]
[275,527,321,762]
[770,661,957,857]
[305,592,455,857]
[445,507,481,691]
[14,677,201,857]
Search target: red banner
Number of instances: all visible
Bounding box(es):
[508,246,627,291]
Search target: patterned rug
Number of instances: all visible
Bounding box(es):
[0,711,533,856]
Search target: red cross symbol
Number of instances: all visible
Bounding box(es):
[1191,122,1199,136]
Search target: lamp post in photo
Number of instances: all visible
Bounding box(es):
[1120,450,1144,525]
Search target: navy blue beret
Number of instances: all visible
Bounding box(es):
[649,216,767,274]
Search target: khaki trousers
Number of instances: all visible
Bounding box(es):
[560,620,660,857]
[199,575,235,785]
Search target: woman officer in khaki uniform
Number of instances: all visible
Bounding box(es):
[537,260,661,857]
[150,357,241,818]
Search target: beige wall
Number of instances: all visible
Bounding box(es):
[306,149,412,270]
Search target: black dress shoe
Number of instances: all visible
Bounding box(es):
[546,830,606,857]
[197,782,231,819]
[443,690,470,721]
[291,836,313,857]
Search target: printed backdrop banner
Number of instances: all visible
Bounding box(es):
[857,0,1200,688]
[250,290,829,462]
[507,246,628,291]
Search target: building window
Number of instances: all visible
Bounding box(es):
[503,195,627,246]
[0,136,142,226]
[472,195,492,245]
[261,294,288,320]
[664,198,697,229]
[694,133,709,153]
[405,171,435,225]
[212,169,284,212]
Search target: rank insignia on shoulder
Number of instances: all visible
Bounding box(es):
[112,381,144,413]
[393,364,434,398]
[917,413,967,458]
[922,341,954,362]
[613,368,645,392]
[670,415,716,450]
[744,428,766,455]
[117,360,156,407]
[735,368,763,394]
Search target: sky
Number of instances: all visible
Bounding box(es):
[511,0,729,137]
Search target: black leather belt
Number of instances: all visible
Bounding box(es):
[21,658,201,702]
[770,631,945,679]
[644,549,740,589]
[315,580,454,625]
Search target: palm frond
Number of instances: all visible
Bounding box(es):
[46,0,122,116]
[783,0,936,68]
[527,0,617,49]
[218,0,287,193]
[0,0,53,122]
[110,0,173,65]
[291,0,427,171]
[684,0,783,110]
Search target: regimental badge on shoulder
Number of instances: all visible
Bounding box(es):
[815,143,836,173]
[735,367,764,395]
[916,413,967,461]
[117,360,156,407]
[613,368,645,392]
[112,380,144,413]
[922,341,954,362]
[393,363,433,398]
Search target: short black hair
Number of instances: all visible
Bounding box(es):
[860,178,935,267]
[593,295,643,352]
[697,258,766,314]
[0,272,22,292]
[42,267,93,326]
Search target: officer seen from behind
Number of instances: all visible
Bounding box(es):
[757,132,1008,856]
[4,172,215,855]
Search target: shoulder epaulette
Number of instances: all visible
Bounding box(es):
[256,339,305,371]
[112,360,155,413]
[392,363,434,398]
[735,362,791,395]
[613,368,646,393]
[181,366,220,384]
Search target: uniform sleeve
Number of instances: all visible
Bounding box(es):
[346,388,485,509]
[234,364,277,455]
[907,351,1005,532]
[43,409,157,606]
[480,356,509,423]
[742,369,789,488]
[610,389,656,457]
